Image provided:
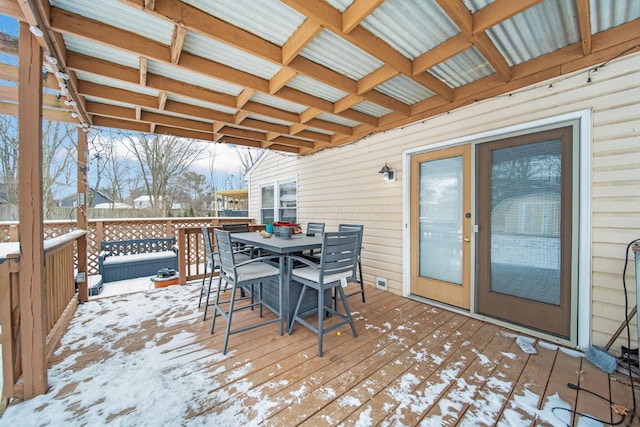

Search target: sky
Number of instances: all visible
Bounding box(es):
[0,280,605,426]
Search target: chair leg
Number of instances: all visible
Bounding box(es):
[210,275,224,334]
[318,287,325,357]
[358,260,365,303]
[336,285,358,338]
[288,285,307,335]
[198,262,208,308]
[202,269,215,321]
[222,284,238,355]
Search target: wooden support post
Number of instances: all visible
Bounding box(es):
[76,129,88,302]
[178,228,186,285]
[17,22,47,398]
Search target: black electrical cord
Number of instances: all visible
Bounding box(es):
[550,382,626,425]
[551,239,640,426]
[620,238,640,423]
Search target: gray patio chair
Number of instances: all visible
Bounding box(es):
[199,227,251,321]
[306,222,325,236]
[303,222,325,259]
[211,229,283,355]
[222,222,256,255]
[287,231,359,357]
[337,224,365,305]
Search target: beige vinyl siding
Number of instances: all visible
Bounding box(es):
[249,52,640,347]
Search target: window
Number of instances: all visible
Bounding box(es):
[278,180,297,222]
[260,179,297,223]
[261,185,274,224]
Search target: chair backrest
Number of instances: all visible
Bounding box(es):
[338,224,363,255]
[318,231,360,284]
[306,222,325,236]
[201,226,214,263]
[222,223,250,233]
[214,229,236,278]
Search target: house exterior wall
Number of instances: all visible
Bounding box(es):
[247,52,640,347]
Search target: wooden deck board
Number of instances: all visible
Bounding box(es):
[5,283,639,426]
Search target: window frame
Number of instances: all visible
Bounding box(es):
[259,176,298,223]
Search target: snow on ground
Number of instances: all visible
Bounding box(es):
[0,277,605,426]
[0,282,235,426]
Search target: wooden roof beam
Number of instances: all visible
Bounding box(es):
[170,24,186,64]
[139,57,148,85]
[472,0,544,34]
[576,0,592,55]
[342,0,384,34]
[282,19,321,65]
[436,0,511,81]
[282,0,454,101]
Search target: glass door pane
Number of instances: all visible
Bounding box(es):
[490,140,562,305]
[419,156,463,285]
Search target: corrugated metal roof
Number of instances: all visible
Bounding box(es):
[465,0,580,66]
[360,0,460,60]
[74,71,159,97]
[375,74,435,105]
[305,126,335,136]
[84,96,131,109]
[300,29,383,80]
[2,0,637,156]
[351,100,393,118]
[63,35,140,68]
[250,92,307,114]
[51,0,174,45]
[182,0,304,47]
[590,0,640,33]
[316,112,360,127]
[184,31,281,80]
[167,93,238,115]
[286,74,348,103]
[147,60,244,96]
[429,47,495,88]
[247,113,294,127]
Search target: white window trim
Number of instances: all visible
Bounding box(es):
[402,109,592,348]
[259,176,298,223]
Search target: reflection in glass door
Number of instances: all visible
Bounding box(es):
[410,145,470,309]
[476,127,574,338]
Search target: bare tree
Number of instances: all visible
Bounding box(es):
[0,115,19,204]
[0,116,78,217]
[42,121,77,216]
[234,147,261,177]
[89,129,133,207]
[124,133,205,215]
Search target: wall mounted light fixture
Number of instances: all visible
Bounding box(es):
[378,162,396,183]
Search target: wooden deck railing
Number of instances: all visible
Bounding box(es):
[0,217,260,277]
[177,224,265,285]
[0,230,86,399]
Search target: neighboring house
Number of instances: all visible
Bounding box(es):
[133,195,154,209]
[57,188,112,208]
[247,52,640,351]
[133,195,185,210]
[0,190,9,204]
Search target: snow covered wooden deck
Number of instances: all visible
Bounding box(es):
[2,283,637,426]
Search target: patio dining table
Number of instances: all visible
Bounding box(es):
[231,231,325,329]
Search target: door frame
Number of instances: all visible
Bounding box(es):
[402,109,592,347]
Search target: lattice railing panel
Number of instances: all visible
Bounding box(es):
[0,217,256,276]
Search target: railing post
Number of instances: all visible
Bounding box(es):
[178,228,187,285]
[17,22,47,398]
[76,128,88,303]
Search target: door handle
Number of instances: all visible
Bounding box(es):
[464,237,471,242]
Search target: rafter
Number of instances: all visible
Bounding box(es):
[282,19,322,65]
[342,0,384,34]
[576,0,592,55]
[170,24,186,64]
